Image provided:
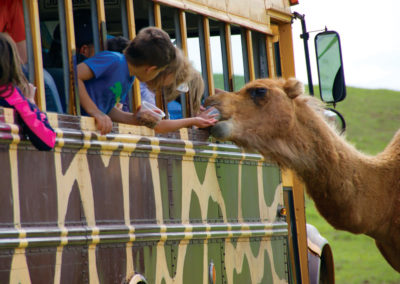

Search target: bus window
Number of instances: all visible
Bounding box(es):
[160,5,177,42]
[230,26,246,91]
[274,41,282,77]
[186,12,214,100]
[104,3,122,37]
[184,13,202,117]
[134,0,154,31]
[187,36,202,72]
[252,31,269,79]
[209,19,225,91]
[186,13,202,73]
[160,5,191,118]
[37,1,69,113]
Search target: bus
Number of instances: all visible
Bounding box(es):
[0,0,334,283]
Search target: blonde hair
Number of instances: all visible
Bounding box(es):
[146,47,205,115]
[0,33,29,96]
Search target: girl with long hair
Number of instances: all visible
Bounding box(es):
[0,32,56,150]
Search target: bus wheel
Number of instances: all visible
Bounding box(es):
[124,273,147,284]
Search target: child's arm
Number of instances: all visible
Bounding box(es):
[77,63,113,134]
[108,106,139,125]
[108,106,162,128]
[154,117,217,134]
[108,106,216,133]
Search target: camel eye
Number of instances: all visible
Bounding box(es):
[249,87,268,106]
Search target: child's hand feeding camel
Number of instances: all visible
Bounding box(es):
[205,77,400,273]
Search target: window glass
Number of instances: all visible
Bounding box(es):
[231,27,245,91]
[209,20,224,91]
[38,2,69,113]
[134,0,153,32]
[186,12,202,73]
[160,4,178,44]
[274,41,282,77]
[252,31,269,79]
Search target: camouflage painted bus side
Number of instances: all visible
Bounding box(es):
[0,108,290,283]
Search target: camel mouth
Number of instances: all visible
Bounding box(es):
[204,99,234,140]
[209,120,233,141]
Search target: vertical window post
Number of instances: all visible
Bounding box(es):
[24,0,46,110]
[178,10,188,56]
[202,17,214,98]
[245,29,255,82]
[152,3,165,112]
[154,3,162,28]
[240,28,250,83]
[125,0,141,112]
[178,10,191,117]
[266,27,279,78]
[223,23,234,92]
[62,0,80,115]
[95,0,107,51]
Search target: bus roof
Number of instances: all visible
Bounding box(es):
[154,0,293,33]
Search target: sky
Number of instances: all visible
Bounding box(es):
[186,0,400,92]
[291,0,400,91]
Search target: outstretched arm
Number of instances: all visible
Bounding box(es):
[154,117,217,134]
[77,63,113,134]
[108,106,139,125]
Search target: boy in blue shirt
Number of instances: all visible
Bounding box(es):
[77,27,175,134]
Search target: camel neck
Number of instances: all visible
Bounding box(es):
[275,108,397,235]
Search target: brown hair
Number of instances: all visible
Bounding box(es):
[0,33,29,96]
[107,36,129,53]
[124,27,176,68]
[147,47,205,114]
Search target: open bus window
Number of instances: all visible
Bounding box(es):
[274,41,282,77]
[134,0,153,32]
[230,27,246,91]
[104,3,122,38]
[209,19,225,91]
[187,37,202,72]
[160,4,191,118]
[186,12,214,102]
[160,5,178,44]
[252,31,269,79]
[186,13,202,74]
[36,1,65,113]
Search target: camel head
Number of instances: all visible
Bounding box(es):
[205,78,304,153]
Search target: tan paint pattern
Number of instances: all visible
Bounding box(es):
[9,144,32,283]
[224,237,285,284]
[181,156,228,224]
[153,137,283,282]
[9,248,32,284]
[257,161,282,221]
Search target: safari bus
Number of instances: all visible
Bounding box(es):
[0,0,338,283]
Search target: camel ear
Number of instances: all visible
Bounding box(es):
[249,87,268,106]
[283,78,303,99]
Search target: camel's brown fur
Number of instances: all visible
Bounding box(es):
[205,78,400,272]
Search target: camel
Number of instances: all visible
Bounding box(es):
[204,77,400,272]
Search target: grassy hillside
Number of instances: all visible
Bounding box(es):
[307,86,400,283]
[335,87,400,155]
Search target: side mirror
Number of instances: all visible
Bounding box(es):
[315,31,346,103]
